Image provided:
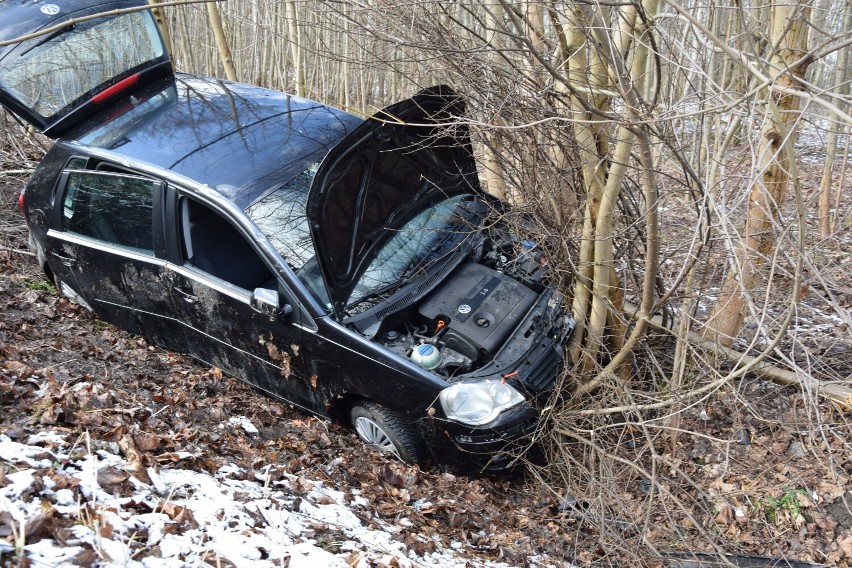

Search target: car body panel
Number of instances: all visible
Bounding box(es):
[42,168,166,334]
[73,75,362,208]
[306,86,482,316]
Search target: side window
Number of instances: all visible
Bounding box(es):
[61,171,156,254]
[180,198,275,291]
[65,157,88,170]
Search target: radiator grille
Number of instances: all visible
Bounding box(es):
[520,343,564,392]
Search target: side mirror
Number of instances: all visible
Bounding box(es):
[250,288,293,321]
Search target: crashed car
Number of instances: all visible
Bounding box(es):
[1,0,575,473]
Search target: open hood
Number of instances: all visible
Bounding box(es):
[306,85,483,316]
[0,0,172,138]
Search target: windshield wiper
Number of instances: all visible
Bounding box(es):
[346,240,458,313]
[400,228,464,279]
[35,25,73,48]
[345,281,403,312]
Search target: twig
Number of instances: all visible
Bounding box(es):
[0,246,35,257]
[623,301,852,407]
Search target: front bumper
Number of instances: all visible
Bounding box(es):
[414,403,541,474]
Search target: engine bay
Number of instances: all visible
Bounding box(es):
[358,221,558,380]
[417,263,537,360]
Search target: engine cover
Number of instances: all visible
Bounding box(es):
[418,263,537,360]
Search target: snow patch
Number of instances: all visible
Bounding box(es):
[0,432,544,567]
[228,415,259,434]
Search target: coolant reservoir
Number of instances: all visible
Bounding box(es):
[410,344,441,370]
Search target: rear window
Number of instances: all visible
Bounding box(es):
[0,11,163,119]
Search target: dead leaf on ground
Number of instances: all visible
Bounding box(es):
[3,360,33,378]
[134,432,166,451]
[118,433,152,485]
[96,466,130,487]
[158,502,198,527]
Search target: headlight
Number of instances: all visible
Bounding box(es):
[439,381,525,426]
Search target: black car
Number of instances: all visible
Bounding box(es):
[1,0,574,473]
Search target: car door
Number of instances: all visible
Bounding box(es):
[162,194,321,411]
[45,168,166,335]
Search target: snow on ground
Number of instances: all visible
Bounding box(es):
[1,429,553,567]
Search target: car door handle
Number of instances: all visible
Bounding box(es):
[51,252,76,267]
[173,287,198,304]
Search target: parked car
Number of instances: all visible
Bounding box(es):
[1,0,575,473]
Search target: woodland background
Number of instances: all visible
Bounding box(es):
[2,0,852,565]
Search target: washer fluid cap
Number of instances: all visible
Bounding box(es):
[411,343,441,370]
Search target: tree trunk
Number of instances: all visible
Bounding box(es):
[562,4,608,365]
[480,2,510,201]
[818,0,851,237]
[705,0,812,346]
[285,0,305,97]
[566,0,658,373]
[206,2,237,81]
[147,0,173,56]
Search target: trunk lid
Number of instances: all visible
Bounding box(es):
[0,0,172,138]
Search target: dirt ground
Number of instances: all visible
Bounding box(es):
[0,175,586,566]
[1,160,851,567]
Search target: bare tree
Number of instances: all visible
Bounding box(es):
[46,0,850,561]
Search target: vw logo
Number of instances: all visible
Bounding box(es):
[457,304,471,314]
[41,4,61,15]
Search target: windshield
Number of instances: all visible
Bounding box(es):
[246,163,317,270]
[0,12,164,119]
[249,178,473,311]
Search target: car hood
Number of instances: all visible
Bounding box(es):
[306,85,483,316]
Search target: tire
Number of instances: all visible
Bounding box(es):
[350,401,426,465]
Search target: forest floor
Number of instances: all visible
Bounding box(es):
[1,156,851,568]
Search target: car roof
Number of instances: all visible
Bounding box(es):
[67,73,362,209]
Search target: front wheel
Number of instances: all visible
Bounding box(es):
[350,402,426,465]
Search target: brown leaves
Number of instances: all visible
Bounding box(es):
[264,341,292,378]
[134,432,167,452]
[96,466,130,488]
[157,502,198,527]
[118,433,152,485]
[3,360,33,378]
[826,531,852,565]
[265,342,281,360]
[289,476,315,493]
[23,503,57,541]
[49,473,79,492]
[381,464,419,488]
[393,531,437,556]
